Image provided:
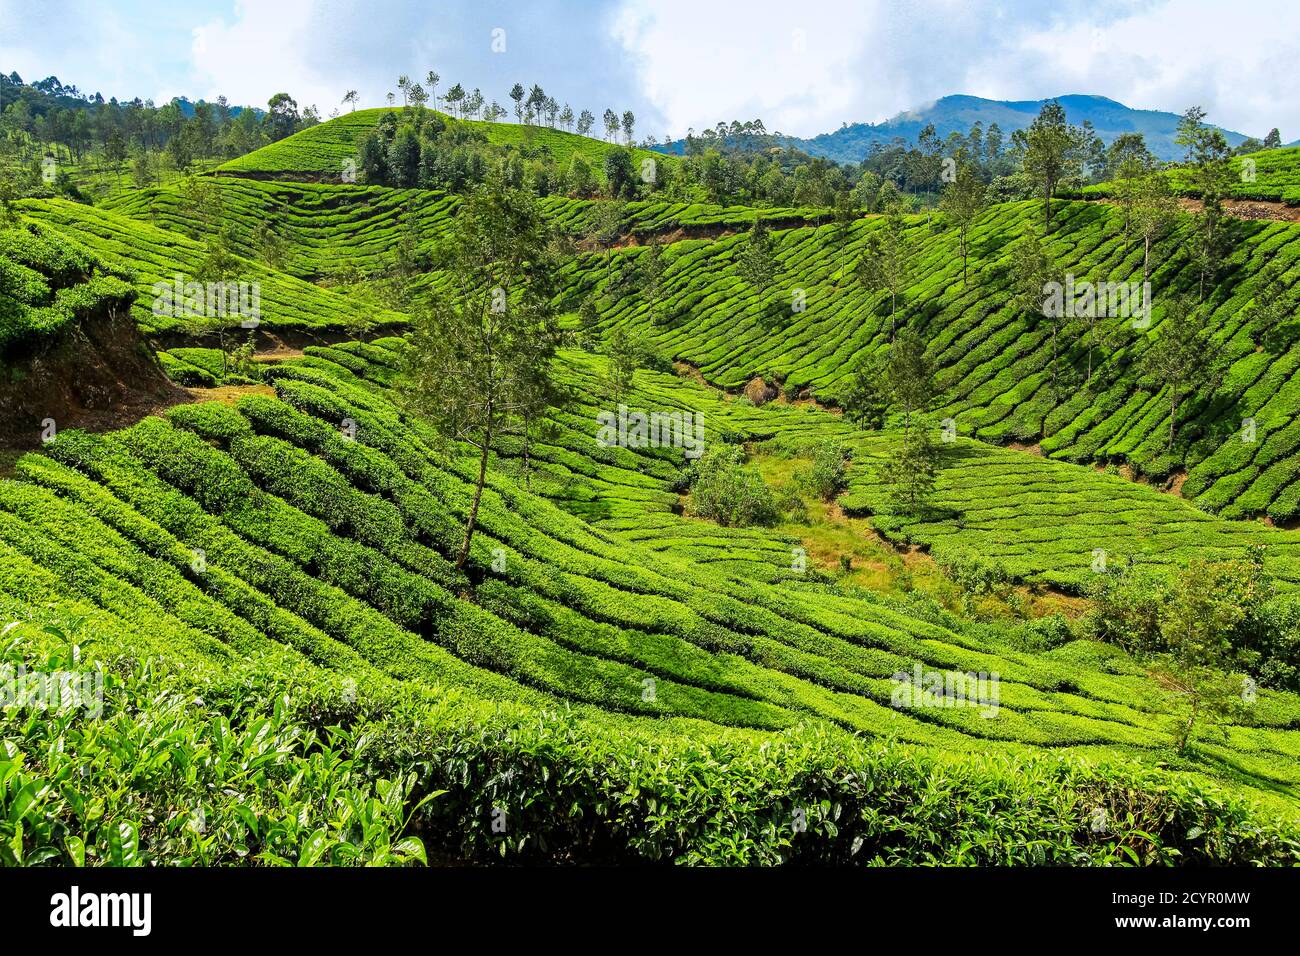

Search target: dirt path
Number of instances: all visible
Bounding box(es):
[1094,195,1300,223]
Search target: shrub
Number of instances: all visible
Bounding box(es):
[685,445,778,527]
[796,440,849,502]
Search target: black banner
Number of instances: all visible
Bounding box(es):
[1,865,1291,943]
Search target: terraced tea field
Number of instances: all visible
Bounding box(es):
[14,198,404,334]
[217,107,670,179]
[4,340,1300,814]
[561,198,1300,521]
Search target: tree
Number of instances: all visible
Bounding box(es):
[1013,100,1085,230]
[839,355,890,429]
[1176,107,1235,299]
[342,90,359,112]
[266,93,300,141]
[1011,224,1066,401]
[638,239,669,325]
[832,189,859,270]
[1140,297,1220,450]
[885,330,938,437]
[193,234,240,373]
[877,427,938,515]
[602,148,635,198]
[253,220,287,271]
[602,109,619,142]
[939,158,988,287]
[736,218,777,308]
[855,204,912,340]
[586,199,625,281]
[509,84,525,122]
[602,324,637,400]
[577,109,595,137]
[425,71,440,108]
[397,74,411,106]
[1248,258,1298,347]
[1263,128,1282,150]
[621,110,635,145]
[401,176,562,572]
[1131,170,1179,284]
[444,84,465,119]
[559,104,574,131]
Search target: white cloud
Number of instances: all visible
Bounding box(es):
[611,0,1300,139]
[187,0,337,112]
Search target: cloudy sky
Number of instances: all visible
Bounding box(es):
[2,0,1297,140]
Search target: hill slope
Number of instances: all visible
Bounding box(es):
[775,94,1251,163]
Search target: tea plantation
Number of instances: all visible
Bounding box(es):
[4,107,1300,867]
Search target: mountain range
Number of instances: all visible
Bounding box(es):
[663,94,1285,163]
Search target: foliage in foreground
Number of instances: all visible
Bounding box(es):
[3,610,1298,867]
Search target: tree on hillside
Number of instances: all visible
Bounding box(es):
[602,324,638,400]
[1263,128,1282,150]
[832,189,860,271]
[1011,224,1066,401]
[178,172,223,240]
[266,93,300,141]
[1131,170,1179,284]
[397,75,411,106]
[1140,297,1220,450]
[602,148,636,198]
[444,84,465,119]
[252,220,287,271]
[854,204,913,340]
[426,71,440,108]
[509,83,525,122]
[577,109,595,137]
[1176,107,1235,300]
[560,104,574,131]
[877,427,939,516]
[638,239,669,325]
[586,199,626,283]
[839,354,890,430]
[343,90,359,112]
[401,175,562,572]
[885,330,938,438]
[939,158,988,287]
[1012,100,1085,230]
[736,218,778,314]
[602,109,619,142]
[621,110,635,145]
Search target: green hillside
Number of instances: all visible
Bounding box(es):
[4,340,1300,865]
[1082,145,1300,205]
[14,198,404,334]
[559,199,1300,522]
[216,108,671,179]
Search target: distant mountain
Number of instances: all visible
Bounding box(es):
[662,94,1256,164]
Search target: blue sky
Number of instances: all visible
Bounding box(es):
[3,0,1298,140]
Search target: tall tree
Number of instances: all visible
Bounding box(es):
[1176,107,1235,299]
[736,217,777,309]
[938,157,988,287]
[401,176,562,571]
[1140,297,1219,450]
[342,89,359,112]
[855,204,913,340]
[1132,170,1179,284]
[885,330,938,438]
[1013,100,1085,230]
[1011,224,1066,401]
